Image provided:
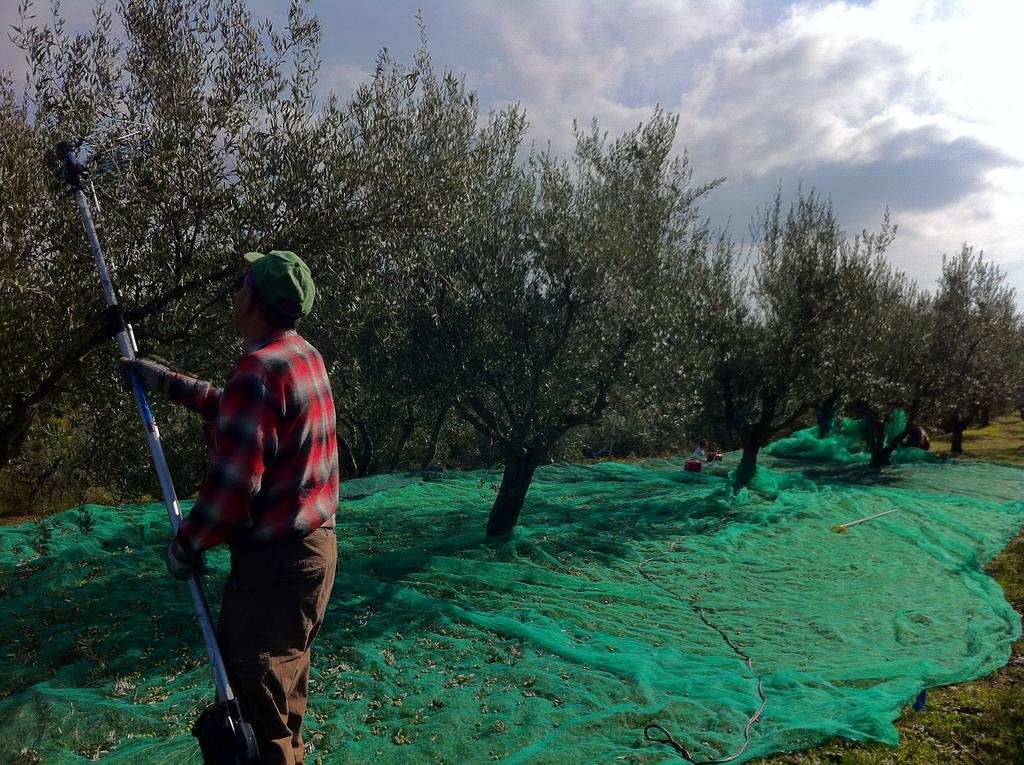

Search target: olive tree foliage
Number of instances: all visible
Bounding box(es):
[1010,323,1024,421]
[690,189,896,486]
[843,260,933,467]
[3,0,326,504]
[843,245,1019,462]
[0,0,470,509]
[929,246,1019,453]
[396,111,718,537]
[306,44,493,477]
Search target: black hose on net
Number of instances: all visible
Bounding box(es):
[637,537,767,764]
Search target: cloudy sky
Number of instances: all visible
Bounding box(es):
[4,0,1021,298]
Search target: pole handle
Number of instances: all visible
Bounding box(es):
[832,508,900,533]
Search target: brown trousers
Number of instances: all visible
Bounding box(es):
[219,527,337,765]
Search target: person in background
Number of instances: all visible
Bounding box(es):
[905,422,931,451]
[693,439,709,460]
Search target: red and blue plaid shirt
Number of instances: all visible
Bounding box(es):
[167,329,338,554]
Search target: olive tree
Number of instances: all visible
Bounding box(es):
[929,246,1019,453]
[692,189,895,486]
[843,261,933,467]
[0,0,466,506]
[307,45,496,477]
[401,111,717,537]
[3,0,335,502]
[841,246,1018,462]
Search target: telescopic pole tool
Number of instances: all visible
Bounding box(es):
[832,508,900,533]
[55,141,259,765]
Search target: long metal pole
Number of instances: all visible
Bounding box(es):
[71,182,235,704]
[831,508,900,534]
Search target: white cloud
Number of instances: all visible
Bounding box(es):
[455,0,741,150]
[3,0,1020,299]
[892,165,1024,295]
[320,63,372,102]
[668,0,1024,295]
[681,3,930,176]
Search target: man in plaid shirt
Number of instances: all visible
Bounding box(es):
[123,250,339,765]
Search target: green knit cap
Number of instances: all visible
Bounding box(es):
[243,250,315,318]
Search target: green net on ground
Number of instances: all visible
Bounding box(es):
[2,434,1022,763]
[764,413,936,465]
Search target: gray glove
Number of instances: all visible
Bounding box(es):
[119,357,169,392]
[164,538,205,580]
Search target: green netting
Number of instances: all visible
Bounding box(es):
[2,442,1022,764]
[338,471,432,501]
[765,414,936,465]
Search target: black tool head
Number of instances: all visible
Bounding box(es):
[191,698,261,765]
[53,140,88,189]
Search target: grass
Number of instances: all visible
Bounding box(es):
[754,415,1024,764]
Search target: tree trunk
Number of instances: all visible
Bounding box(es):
[388,404,416,471]
[485,450,542,539]
[869,417,913,467]
[815,396,837,439]
[979,403,991,428]
[355,419,374,477]
[865,417,889,468]
[951,427,965,454]
[0,399,44,467]
[422,398,452,469]
[732,440,760,489]
[946,409,968,454]
[337,436,358,477]
[875,445,898,467]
